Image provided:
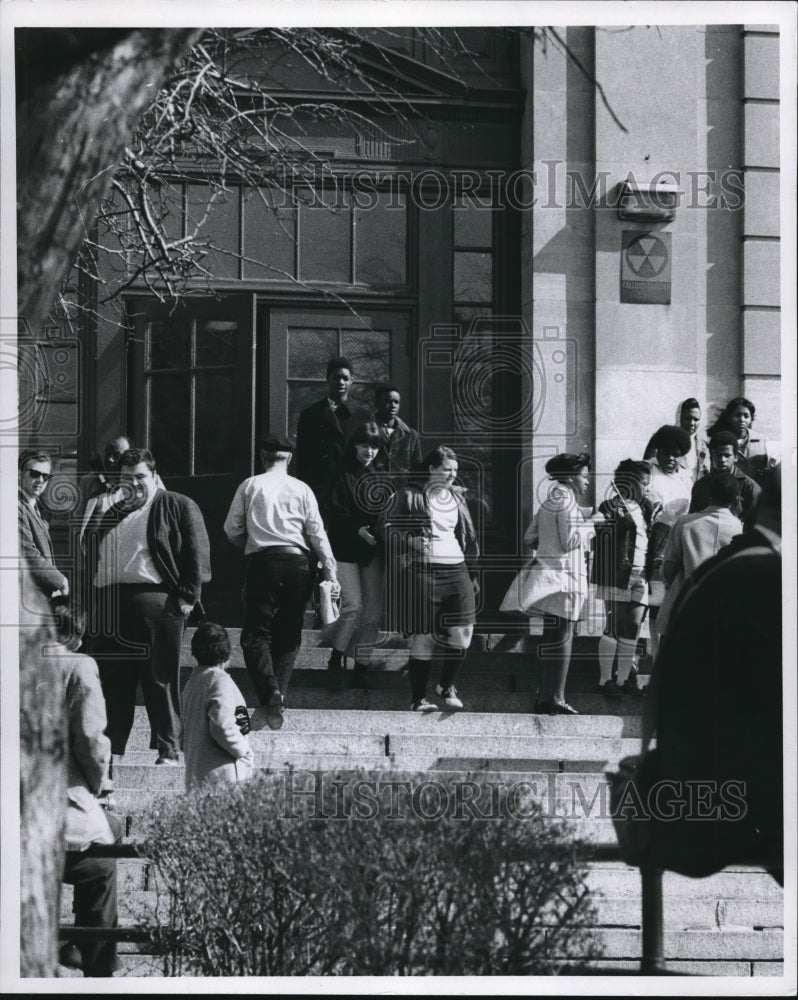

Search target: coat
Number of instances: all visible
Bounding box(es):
[348,411,423,477]
[18,492,67,597]
[591,496,661,592]
[326,459,392,565]
[381,482,479,634]
[86,490,211,606]
[57,646,115,852]
[656,506,742,635]
[181,666,255,790]
[689,469,761,533]
[293,398,368,511]
[499,486,595,621]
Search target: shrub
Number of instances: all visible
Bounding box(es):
[137,770,600,976]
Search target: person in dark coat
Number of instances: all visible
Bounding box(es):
[293,356,368,516]
[689,431,761,531]
[18,448,69,601]
[324,422,392,690]
[85,447,211,763]
[351,383,423,484]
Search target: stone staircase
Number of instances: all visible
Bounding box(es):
[58,627,784,979]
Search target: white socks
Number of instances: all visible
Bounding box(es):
[615,637,638,686]
[598,635,617,684]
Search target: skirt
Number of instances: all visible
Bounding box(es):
[596,569,650,607]
[387,560,475,636]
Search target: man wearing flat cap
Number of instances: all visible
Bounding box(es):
[224,434,340,729]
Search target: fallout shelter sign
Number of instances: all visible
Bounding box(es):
[621,231,672,304]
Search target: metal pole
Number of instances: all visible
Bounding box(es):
[640,866,665,974]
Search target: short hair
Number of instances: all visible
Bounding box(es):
[119,447,156,472]
[707,472,740,508]
[49,598,86,645]
[19,449,52,473]
[679,398,701,417]
[709,431,738,454]
[374,383,400,402]
[348,421,383,450]
[650,425,692,457]
[326,356,353,378]
[612,459,652,502]
[104,436,135,462]
[545,452,591,482]
[420,445,458,470]
[191,622,231,666]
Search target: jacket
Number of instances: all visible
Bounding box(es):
[87,490,211,605]
[326,459,392,565]
[181,666,255,790]
[293,398,368,510]
[57,646,115,852]
[18,492,67,597]
[383,482,480,570]
[689,468,761,532]
[591,496,659,591]
[349,411,423,476]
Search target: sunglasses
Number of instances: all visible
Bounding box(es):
[26,470,52,481]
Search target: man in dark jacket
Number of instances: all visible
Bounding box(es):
[293,356,368,516]
[352,383,423,483]
[689,431,761,530]
[18,448,70,601]
[85,448,210,763]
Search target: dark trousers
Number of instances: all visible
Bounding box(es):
[240,550,314,704]
[91,585,184,757]
[63,812,124,977]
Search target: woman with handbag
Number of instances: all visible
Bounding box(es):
[500,453,602,715]
[592,459,660,700]
[383,445,479,712]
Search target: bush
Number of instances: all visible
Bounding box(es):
[138,770,600,976]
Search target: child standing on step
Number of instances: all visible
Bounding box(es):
[182,622,255,790]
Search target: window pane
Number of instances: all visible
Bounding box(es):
[453,198,493,248]
[196,321,237,367]
[186,184,240,280]
[287,382,326,439]
[298,193,351,282]
[341,328,390,384]
[287,327,338,379]
[454,306,491,332]
[454,251,493,303]
[195,369,236,474]
[148,319,191,370]
[242,187,296,279]
[149,373,190,476]
[354,191,407,287]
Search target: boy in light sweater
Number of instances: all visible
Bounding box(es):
[182,622,255,790]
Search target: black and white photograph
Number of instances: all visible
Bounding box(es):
[1,0,795,991]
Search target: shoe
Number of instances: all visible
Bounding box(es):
[597,680,623,700]
[155,755,179,766]
[621,677,645,697]
[411,698,437,713]
[266,690,284,730]
[535,699,579,715]
[59,944,82,970]
[434,684,463,710]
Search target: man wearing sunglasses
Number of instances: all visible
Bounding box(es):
[19,449,70,600]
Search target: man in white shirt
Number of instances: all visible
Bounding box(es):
[224,434,339,729]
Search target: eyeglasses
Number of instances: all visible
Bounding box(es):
[26,470,52,481]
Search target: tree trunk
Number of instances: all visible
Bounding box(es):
[16,28,203,337]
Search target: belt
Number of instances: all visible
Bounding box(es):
[252,545,308,557]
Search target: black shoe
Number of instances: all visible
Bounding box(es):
[327,652,346,691]
[59,943,82,970]
[597,680,623,700]
[536,699,579,715]
[350,662,369,690]
[621,677,645,697]
[266,690,284,730]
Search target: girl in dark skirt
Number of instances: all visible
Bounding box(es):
[383,446,479,712]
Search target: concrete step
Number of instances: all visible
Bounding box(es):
[580,928,784,962]
[122,705,644,739]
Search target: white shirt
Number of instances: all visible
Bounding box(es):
[223,466,336,576]
[427,486,464,564]
[94,495,162,587]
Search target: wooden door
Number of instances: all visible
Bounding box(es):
[127,295,255,624]
[266,308,412,440]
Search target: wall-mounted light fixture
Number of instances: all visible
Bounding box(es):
[617,179,681,222]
